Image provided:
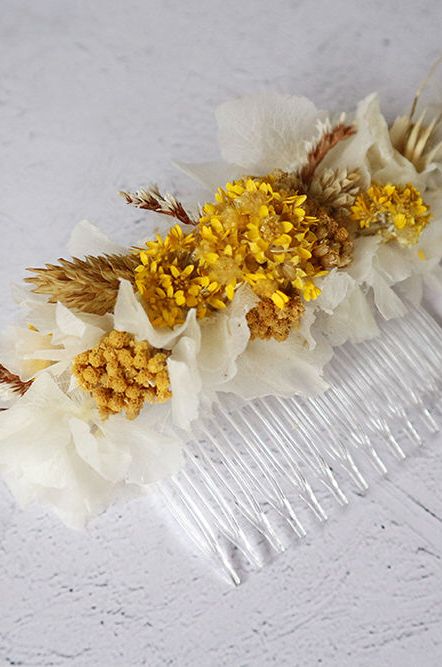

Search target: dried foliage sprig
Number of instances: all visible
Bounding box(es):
[26,253,139,316]
[119,185,197,226]
[0,363,33,396]
[300,121,356,185]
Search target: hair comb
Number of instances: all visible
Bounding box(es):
[1,68,442,585]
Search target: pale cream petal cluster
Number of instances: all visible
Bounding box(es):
[0,374,183,527]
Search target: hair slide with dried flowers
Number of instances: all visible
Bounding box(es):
[1,66,442,583]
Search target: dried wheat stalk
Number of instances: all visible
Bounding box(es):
[26,253,139,316]
[0,363,33,396]
[119,185,197,225]
[299,122,356,185]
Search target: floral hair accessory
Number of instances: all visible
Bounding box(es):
[1,69,442,582]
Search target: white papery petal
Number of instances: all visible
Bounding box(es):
[113,280,197,350]
[41,448,116,529]
[68,220,126,257]
[374,244,415,284]
[167,314,202,431]
[396,275,424,306]
[103,415,184,485]
[0,382,16,408]
[221,332,332,400]
[318,286,380,346]
[0,375,131,526]
[70,417,132,483]
[345,236,409,321]
[321,94,378,184]
[347,236,381,283]
[197,286,254,387]
[55,302,87,338]
[371,272,408,320]
[12,287,58,333]
[0,376,77,488]
[418,200,442,263]
[297,305,318,350]
[315,270,355,314]
[216,93,319,173]
[174,160,245,192]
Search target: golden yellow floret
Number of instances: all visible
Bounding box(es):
[134,224,228,328]
[351,182,431,246]
[196,177,331,305]
[73,330,171,420]
[134,175,353,331]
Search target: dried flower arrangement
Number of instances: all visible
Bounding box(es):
[1,75,442,530]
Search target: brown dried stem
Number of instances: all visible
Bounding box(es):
[119,185,197,225]
[299,123,356,185]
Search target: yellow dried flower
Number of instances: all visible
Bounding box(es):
[134,224,228,328]
[197,177,329,306]
[351,182,431,246]
[134,176,353,330]
[73,330,171,420]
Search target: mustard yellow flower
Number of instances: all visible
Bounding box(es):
[135,175,352,329]
[351,182,430,246]
[134,225,227,328]
[197,177,328,308]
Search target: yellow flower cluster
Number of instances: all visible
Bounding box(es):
[197,178,326,306]
[135,177,332,328]
[73,330,171,420]
[351,182,430,246]
[134,225,227,328]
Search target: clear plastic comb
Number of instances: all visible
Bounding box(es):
[160,303,441,585]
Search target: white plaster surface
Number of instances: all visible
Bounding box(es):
[1,1,442,665]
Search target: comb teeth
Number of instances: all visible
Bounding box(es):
[160,305,442,585]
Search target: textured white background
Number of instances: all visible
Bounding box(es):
[1,1,442,665]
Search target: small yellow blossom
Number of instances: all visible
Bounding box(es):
[351,182,431,246]
[134,225,227,328]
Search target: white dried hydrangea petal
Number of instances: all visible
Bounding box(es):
[69,417,132,484]
[315,270,355,315]
[167,315,202,431]
[371,272,408,320]
[216,93,320,173]
[68,220,126,257]
[220,332,332,400]
[395,274,424,306]
[0,373,184,527]
[174,160,245,192]
[197,285,254,387]
[104,412,184,485]
[317,286,380,346]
